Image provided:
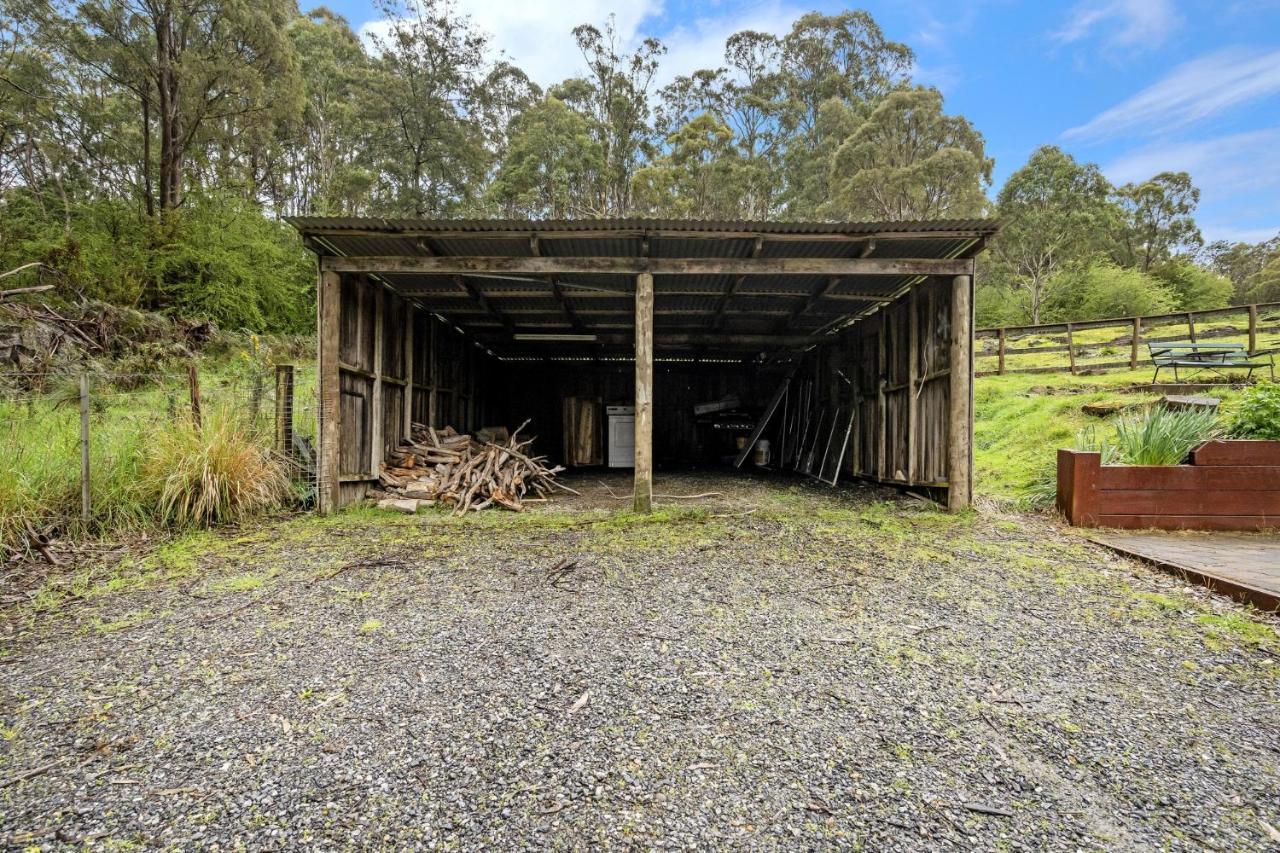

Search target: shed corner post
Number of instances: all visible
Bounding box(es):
[318,268,342,514]
[947,273,973,511]
[633,271,654,513]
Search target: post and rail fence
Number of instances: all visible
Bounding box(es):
[976,302,1280,379]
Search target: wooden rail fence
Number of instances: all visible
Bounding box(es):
[976,302,1280,377]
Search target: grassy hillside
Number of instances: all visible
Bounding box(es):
[973,367,1250,505]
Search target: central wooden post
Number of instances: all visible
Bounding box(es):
[318,269,342,514]
[947,274,973,511]
[634,272,654,512]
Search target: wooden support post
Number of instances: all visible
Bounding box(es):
[633,272,654,513]
[1249,304,1259,353]
[275,364,295,457]
[997,327,1006,375]
[79,373,90,527]
[1065,323,1077,375]
[947,274,973,511]
[187,362,202,429]
[876,316,887,479]
[1187,311,1197,343]
[1130,317,1141,370]
[428,317,439,428]
[370,283,385,474]
[318,270,341,514]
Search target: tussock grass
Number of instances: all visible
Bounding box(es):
[144,406,290,527]
[1,394,291,555]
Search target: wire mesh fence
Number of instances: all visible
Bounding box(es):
[0,362,319,559]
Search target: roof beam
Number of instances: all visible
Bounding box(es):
[321,255,972,277]
[475,331,822,349]
[776,276,844,334]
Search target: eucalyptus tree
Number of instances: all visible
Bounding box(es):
[819,86,991,221]
[1112,171,1203,272]
[486,96,604,219]
[631,112,746,219]
[992,146,1118,324]
[559,16,665,216]
[367,0,493,217]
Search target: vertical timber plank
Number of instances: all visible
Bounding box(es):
[876,315,886,480]
[634,272,654,512]
[948,274,973,511]
[403,305,414,436]
[370,283,385,474]
[997,327,1006,375]
[907,287,919,483]
[1187,311,1197,343]
[318,270,341,513]
[1066,323,1077,375]
[275,364,295,456]
[1249,304,1259,353]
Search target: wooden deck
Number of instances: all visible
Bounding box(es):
[1091,531,1280,611]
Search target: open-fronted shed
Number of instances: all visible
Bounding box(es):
[289,217,997,512]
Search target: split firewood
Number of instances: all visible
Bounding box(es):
[378,420,566,514]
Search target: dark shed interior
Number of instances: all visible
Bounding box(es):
[289,218,997,512]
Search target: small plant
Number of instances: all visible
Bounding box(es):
[1112,406,1220,466]
[1228,382,1280,440]
[1073,424,1120,465]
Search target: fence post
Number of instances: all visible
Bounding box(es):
[997,328,1007,375]
[275,364,295,456]
[79,373,90,528]
[1186,311,1197,343]
[188,362,202,429]
[1066,323,1077,375]
[1130,317,1141,369]
[250,370,264,428]
[1249,304,1259,353]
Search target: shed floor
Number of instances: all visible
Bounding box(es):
[1090,530,1280,611]
[2,476,1278,849]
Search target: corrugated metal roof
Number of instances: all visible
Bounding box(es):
[293,216,996,357]
[289,215,998,237]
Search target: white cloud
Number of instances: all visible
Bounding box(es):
[1103,127,1280,186]
[359,0,806,91]
[1063,47,1280,141]
[1052,0,1182,51]
[361,0,663,87]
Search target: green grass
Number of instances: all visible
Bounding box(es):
[0,356,314,557]
[974,368,1246,505]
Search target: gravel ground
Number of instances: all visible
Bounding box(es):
[2,472,1279,850]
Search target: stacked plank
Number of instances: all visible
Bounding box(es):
[378,420,573,515]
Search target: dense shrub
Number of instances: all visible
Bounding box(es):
[1228,382,1280,440]
[0,189,313,333]
[1150,259,1233,311]
[1042,261,1176,322]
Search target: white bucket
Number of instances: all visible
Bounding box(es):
[753,439,771,465]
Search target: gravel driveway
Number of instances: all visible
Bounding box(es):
[3,473,1279,850]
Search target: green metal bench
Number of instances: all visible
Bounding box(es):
[1149,341,1275,383]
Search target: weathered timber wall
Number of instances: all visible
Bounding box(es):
[330,273,492,508]
[829,275,954,489]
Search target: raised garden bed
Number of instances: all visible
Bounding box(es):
[1057,440,1280,530]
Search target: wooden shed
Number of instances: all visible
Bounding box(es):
[288,217,998,513]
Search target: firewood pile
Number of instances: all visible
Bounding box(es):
[377,420,576,515]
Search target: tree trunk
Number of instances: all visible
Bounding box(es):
[154,3,183,213]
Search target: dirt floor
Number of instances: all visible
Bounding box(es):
[2,472,1279,850]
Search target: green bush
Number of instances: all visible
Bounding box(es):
[1150,259,1233,311]
[1229,382,1280,440]
[1042,261,1176,322]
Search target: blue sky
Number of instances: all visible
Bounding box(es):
[325,0,1280,243]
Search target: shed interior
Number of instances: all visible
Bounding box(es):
[290,218,997,511]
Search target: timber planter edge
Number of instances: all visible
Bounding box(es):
[1057,440,1280,531]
